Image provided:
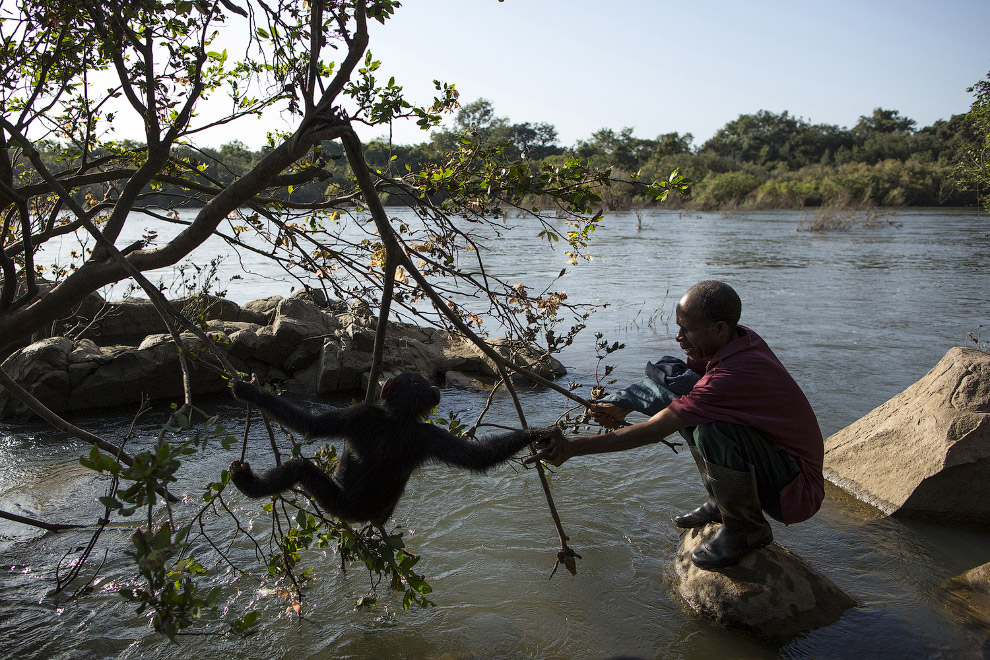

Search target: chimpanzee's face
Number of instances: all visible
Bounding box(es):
[383,373,441,416]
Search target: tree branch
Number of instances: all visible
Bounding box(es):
[0,509,86,532]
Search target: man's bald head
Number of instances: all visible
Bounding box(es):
[681,280,741,329]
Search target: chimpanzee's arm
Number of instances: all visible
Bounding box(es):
[231,380,366,437]
[425,425,563,472]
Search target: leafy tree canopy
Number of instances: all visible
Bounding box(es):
[2,0,692,638]
[956,70,990,211]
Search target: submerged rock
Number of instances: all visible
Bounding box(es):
[948,563,990,595]
[824,347,990,525]
[675,523,855,639]
[940,562,990,631]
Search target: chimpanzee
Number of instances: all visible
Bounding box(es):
[228,372,561,526]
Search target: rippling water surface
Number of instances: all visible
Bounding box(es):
[2,208,988,659]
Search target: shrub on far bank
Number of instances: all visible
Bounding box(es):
[690,171,764,208]
[673,159,972,210]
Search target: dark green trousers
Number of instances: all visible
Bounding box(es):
[679,422,801,522]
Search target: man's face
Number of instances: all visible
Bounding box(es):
[675,295,729,361]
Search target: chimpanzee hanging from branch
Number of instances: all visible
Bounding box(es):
[228,372,562,527]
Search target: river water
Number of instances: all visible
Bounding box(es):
[1,208,988,659]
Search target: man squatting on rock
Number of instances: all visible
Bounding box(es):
[530,280,825,570]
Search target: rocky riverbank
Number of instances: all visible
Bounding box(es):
[0,290,564,418]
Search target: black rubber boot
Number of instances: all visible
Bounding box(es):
[672,447,722,528]
[690,460,773,570]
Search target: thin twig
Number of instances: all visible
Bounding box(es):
[259,409,282,466]
[240,403,253,462]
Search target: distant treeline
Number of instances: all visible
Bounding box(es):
[86,99,983,210]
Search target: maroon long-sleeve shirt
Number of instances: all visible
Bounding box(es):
[667,326,825,524]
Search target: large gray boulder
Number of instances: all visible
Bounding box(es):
[675,524,855,639]
[310,322,567,395]
[0,333,232,416]
[70,295,251,345]
[241,295,282,323]
[170,294,242,324]
[67,333,229,410]
[80,297,166,344]
[824,347,990,524]
[271,297,341,345]
[947,562,990,594]
[226,298,340,375]
[316,336,372,394]
[0,337,73,416]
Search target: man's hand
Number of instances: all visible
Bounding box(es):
[526,405,688,466]
[588,402,631,429]
[524,430,577,467]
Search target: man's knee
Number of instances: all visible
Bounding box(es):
[686,422,750,470]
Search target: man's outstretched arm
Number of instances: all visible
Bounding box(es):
[528,407,688,466]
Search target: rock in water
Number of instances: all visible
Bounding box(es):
[941,562,990,629]
[824,347,990,524]
[0,294,568,416]
[675,523,855,639]
[0,337,72,417]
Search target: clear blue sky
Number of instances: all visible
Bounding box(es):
[348,0,990,148]
[139,0,989,149]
